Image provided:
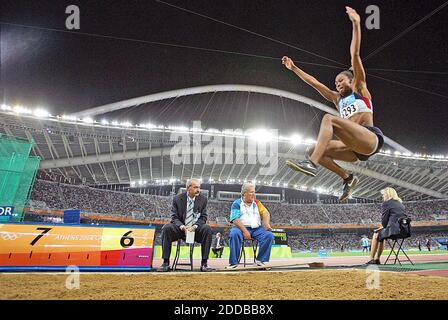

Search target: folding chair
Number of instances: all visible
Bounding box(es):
[172,238,195,271]
[238,239,259,267]
[384,217,414,265]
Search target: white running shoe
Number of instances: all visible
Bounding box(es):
[254,260,266,267]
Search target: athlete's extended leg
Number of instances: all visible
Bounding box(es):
[287,140,359,200]
[286,114,378,177]
[307,141,357,179]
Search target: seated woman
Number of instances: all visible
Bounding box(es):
[367,187,408,264]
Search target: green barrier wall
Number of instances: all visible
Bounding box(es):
[0,134,40,222]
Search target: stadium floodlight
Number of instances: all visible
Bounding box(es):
[141,123,155,129]
[61,114,77,121]
[289,134,303,145]
[33,108,50,118]
[394,151,401,156]
[384,150,391,154]
[111,121,119,126]
[1,104,11,111]
[316,187,327,194]
[169,125,189,132]
[120,122,132,127]
[82,117,94,124]
[276,182,280,187]
[209,178,214,183]
[304,138,315,145]
[101,119,110,125]
[13,105,32,115]
[246,129,274,142]
[283,183,288,188]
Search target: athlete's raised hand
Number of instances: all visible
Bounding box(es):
[345,6,360,24]
[281,56,295,70]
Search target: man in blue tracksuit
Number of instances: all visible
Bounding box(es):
[226,182,275,268]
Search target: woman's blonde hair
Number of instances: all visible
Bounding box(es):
[381,187,402,203]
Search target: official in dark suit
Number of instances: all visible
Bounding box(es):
[211,233,226,258]
[159,178,214,272]
[366,187,408,265]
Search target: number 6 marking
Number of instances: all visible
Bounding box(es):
[30,227,52,246]
[120,231,135,248]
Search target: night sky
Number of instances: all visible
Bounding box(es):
[1,0,448,153]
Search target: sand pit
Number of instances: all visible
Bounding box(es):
[1,269,448,300]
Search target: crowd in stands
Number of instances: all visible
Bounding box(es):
[31,180,166,219]
[28,180,448,252]
[286,232,448,251]
[31,180,448,225]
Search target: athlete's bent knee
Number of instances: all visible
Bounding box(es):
[322,114,335,124]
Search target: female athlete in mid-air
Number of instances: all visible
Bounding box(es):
[282,6,384,201]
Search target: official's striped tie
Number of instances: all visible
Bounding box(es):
[185,198,194,226]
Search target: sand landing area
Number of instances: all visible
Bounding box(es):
[1,268,448,300]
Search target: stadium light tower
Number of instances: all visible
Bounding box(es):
[249,129,274,142]
[13,105,32,114]
[289,134,303,145]
[33,108,50,118]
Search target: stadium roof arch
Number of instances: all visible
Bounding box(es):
[71,84,409,153]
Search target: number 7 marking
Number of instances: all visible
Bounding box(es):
[30,227,52,246]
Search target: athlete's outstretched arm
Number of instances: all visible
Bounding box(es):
[282,56,339,105]
[346,6,371,99]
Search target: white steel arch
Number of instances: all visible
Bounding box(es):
[71,84,410,153]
